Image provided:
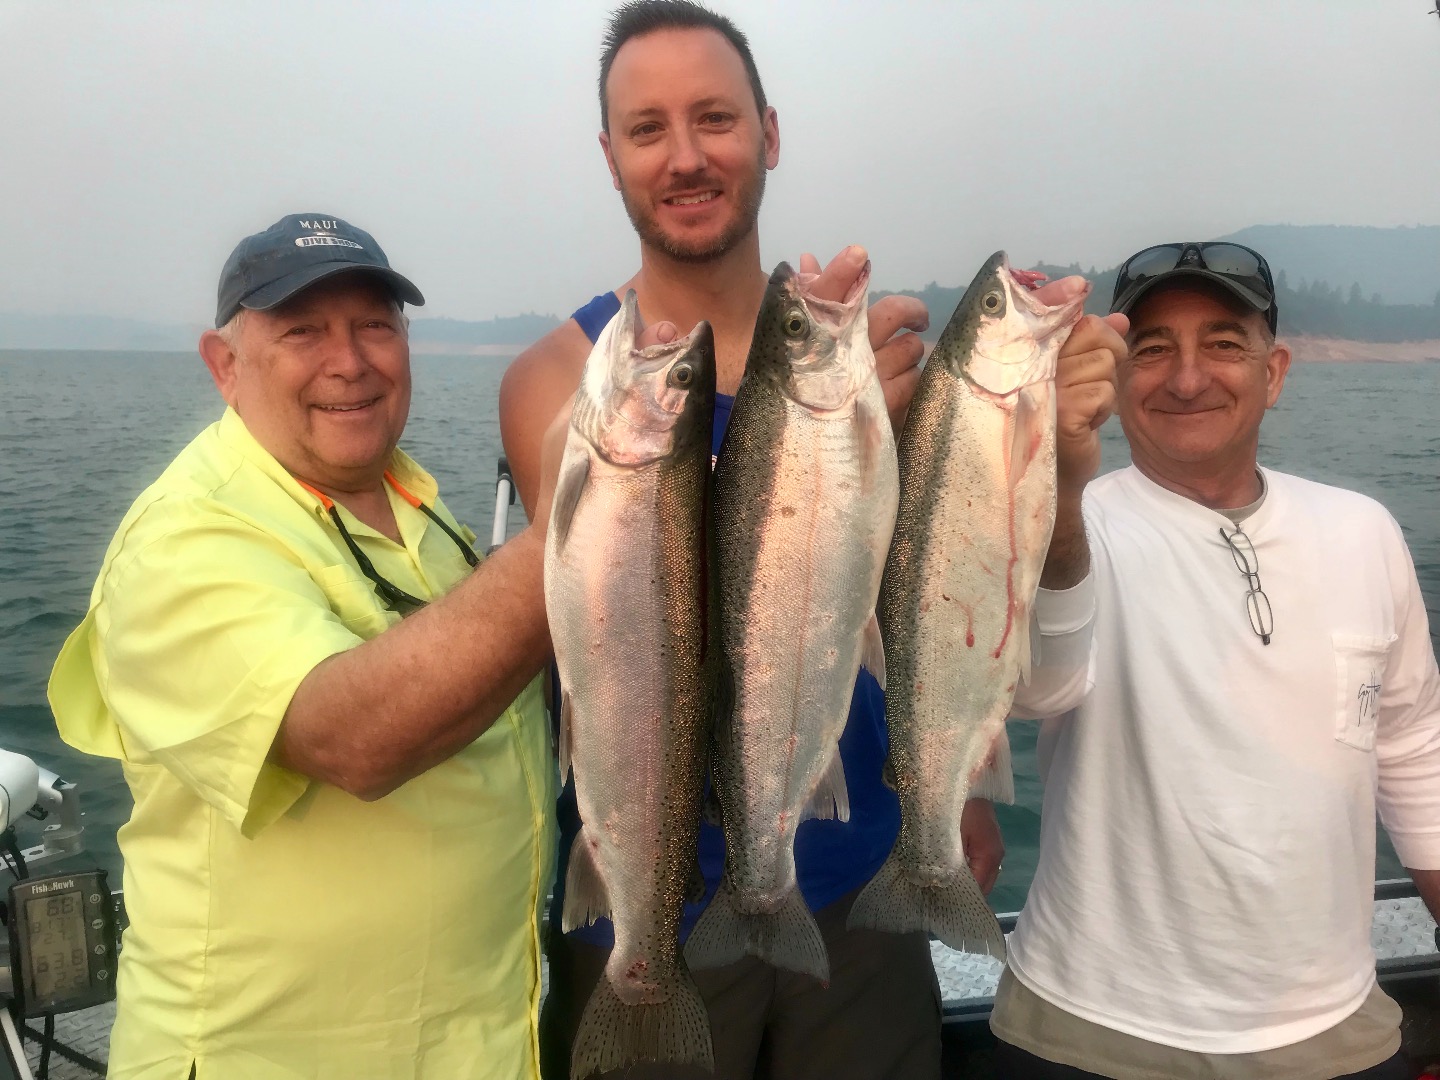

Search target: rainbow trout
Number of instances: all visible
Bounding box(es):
[848,252,1087,955]
[545,292,717,1076]
[686,263,898,982]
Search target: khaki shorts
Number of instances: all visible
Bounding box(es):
[989,965,1402,1080]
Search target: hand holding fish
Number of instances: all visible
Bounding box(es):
[962,797,1006,895]
[800,246,928,431]
[636,319,681,348]
[1039,298,1127,589]
[1050,303,1127,496]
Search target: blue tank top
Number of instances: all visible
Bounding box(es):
[552,291,899,946]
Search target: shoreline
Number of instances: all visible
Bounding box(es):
[907,336,1439,365]
[5,338,1439,362]
[1281,336,1440,363]
[408,337,1440,363]
[409,343,528,357]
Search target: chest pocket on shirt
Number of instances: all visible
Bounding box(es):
[313,564,402,640]
[1332,632,1397,752]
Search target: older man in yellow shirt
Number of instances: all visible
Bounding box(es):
[49,213,564,1079]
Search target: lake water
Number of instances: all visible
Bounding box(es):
[0,350,1436,912]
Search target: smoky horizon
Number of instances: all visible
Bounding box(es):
[2,0,1439,324]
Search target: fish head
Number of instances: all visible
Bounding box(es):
[574,290,716,467]
[933,252,1089,396]
[752,261,874,416]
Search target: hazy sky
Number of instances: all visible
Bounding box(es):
[3,0,1439,324]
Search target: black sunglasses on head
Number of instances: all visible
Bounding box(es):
[1111,242,1278,335]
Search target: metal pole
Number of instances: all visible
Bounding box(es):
[490,456,516,552]
[0,1006,35,1080]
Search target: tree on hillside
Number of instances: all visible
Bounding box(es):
[875,257,1440,344]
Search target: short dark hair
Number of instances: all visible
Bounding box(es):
[599,1,767,132]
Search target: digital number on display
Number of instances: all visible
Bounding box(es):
[25,893,91,999]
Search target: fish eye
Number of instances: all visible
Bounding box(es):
[669,362,695,388]
[783,310,808,339]
[982,290,1004,313]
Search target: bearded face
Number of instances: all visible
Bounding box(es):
[601,27,779,266]
[618,143,768,264]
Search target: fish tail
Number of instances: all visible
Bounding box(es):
[847,854,1006,959]
[571,967,714,1079]
[684,880,830,982]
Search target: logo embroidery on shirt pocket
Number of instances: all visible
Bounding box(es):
[1331,632,1397,752]
[1355,673,1382,727]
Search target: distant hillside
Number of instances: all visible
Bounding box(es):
[1218,225,1440,306]
[6,225,1438,350]
[409,313,559,346]
[880,252,1440,346]
[0,314,202,351]
[0,312,563,352]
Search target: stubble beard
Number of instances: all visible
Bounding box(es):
[621,148,768,265]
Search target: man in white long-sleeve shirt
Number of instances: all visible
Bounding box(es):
[992,241,1440,1080]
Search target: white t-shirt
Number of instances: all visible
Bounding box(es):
[1007,465,1440,1054]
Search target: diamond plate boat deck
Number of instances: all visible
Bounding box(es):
[19,892,1438,1078]
[936,895,1439,1023]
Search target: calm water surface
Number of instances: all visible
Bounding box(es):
[1,350,1436,911]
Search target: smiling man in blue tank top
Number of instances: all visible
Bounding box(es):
[500,3,1127,1077]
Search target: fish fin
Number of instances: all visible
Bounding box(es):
[714,663,735,733]
[855,394,891,496]
[571,964,714,1078]
[685,881,830,983]
[562,829,610,932]
[881,758,897,792]
[847,853,1006,959]
[969,728,1015,806]
[1029,609,1041,682]
[702,788,723,828]
[686,857,708,905]
[558,689,574,784]
[703,670,733,832]
[550,451,590,551]
[1008,381,1048,493]
[860,609,886,690]
[1014,609,1035,686]
[802,747,851,823]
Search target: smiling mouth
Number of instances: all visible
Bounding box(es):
[315,399,379,413]
[665,191,719,206]
[1159,408,1221,416]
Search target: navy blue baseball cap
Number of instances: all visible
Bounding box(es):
[214,213,425,327]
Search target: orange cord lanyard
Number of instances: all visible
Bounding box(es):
[295,473,478,616]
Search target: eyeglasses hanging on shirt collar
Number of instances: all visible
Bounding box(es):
[296,471,479,617]
[1219,523,1273,645]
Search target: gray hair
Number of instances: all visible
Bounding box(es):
[216,308,246,349]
